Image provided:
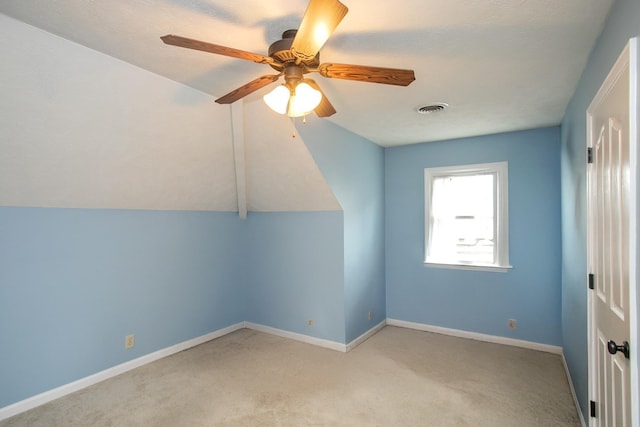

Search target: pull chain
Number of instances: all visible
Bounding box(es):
[290,115,308,139]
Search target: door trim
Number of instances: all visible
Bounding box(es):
[586,37,639,426]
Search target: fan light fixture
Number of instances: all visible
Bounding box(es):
[263,80,322,117]
[161,0,416,119]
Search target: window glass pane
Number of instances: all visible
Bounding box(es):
[429,173,495,264]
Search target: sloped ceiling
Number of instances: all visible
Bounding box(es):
[0,14,340,212]
[0,0,614,146]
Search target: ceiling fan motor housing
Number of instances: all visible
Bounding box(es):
[268,30,320,71]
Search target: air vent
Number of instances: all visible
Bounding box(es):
[417,103,448,114]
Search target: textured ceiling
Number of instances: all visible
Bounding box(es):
[0,0,614,147]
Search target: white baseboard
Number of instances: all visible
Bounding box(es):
[346,320,386,352]
[244,320,387,353]
[0,322,245,422]
[562,353,587,427]
[386,318,563,354]
[243,322,347,352]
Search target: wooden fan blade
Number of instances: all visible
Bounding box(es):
[318,63,415,86]
[215,74,280,104]
[161,35,273,64]
[291,0,348,61]
[306,79,336,117]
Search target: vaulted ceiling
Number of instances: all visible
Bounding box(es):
[0,0,614,147]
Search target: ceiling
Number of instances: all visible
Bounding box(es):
[0,0,614,147]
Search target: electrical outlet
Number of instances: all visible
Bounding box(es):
[508,319,517,330]
[307,319,314,327]
[125,334,135,349]
[368,311,374,321]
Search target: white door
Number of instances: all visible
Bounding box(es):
[587,39,637,427]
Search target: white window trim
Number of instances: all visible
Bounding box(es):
[424,161,511,272]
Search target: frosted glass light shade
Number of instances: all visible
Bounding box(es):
[289,82,322,117]
[263,85,290,115]
[263,82,322,117]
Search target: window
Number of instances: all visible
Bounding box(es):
[424,162,511,271]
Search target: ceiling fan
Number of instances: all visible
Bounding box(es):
[161,0,415,118]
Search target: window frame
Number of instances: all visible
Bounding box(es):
[424,161,511,272]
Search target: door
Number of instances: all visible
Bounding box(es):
[587,39,637,427]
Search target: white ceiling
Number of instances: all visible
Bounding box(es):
[0,0,614,147]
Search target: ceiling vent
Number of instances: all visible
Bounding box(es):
[417,103,448,114]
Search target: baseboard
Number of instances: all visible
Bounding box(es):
[244,321,387,353]
[562,353,587,427]
[0,322,245,422]
[386,318,563,354]
[346,320,387,352]
[243,322,347,352]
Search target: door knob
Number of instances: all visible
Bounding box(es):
[607,340,630,359]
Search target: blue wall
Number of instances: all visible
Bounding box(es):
[243,211,345,342]
[300,119,387,342]
[0,208,245,407]
[560,0,640,420]
[0,208,350,409]
[386,127,562,345]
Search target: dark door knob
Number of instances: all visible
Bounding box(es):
[607,340,630,359]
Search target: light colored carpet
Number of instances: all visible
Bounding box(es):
[1,326,580,426]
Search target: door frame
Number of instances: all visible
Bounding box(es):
[586,37,639,426]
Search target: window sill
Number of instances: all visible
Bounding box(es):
[424,262,512,273]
